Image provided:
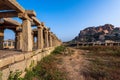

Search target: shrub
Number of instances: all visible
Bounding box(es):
[52,46,66,54]
[8,71,24,80]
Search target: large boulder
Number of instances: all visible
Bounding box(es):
[72,24,120,42]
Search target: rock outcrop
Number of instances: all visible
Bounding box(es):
[72,24,120,42]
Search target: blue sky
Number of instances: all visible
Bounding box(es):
[4,0,120,41]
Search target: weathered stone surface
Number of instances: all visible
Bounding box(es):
[26,58,32,69]
[9,60,26,72]
[44,29,49,48]
[0,56,14,68]
[32,55,38,66]
[49,32,52,47]
[38,26,44,49]
[37,53,42,61]
[22,19,33,51]
[16,31,23,50]
[34,49,42,55]
[0,47,56,80]
[14,54,24,62]
[1,68,10,80]
[24,52,33,59]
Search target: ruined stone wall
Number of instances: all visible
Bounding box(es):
[0,47,55,80]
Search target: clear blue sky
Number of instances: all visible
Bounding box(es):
[4,0,120,42]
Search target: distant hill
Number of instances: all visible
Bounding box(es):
[72,24,120,42]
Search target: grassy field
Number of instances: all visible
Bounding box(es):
[79,46,120,80]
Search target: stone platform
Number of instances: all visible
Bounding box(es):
[0,47,54,80]
[0,49,23,59]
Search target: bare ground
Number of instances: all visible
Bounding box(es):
[56,48,88,80]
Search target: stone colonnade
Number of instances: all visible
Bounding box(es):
[0,20,61,52]
[0,18,61,51]
[31,23,61,50]
[14,20,61,51]
[0,0,62,52]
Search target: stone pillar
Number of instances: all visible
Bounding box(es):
[31,32,34,49]
[16,31,22,50]
[6,41,9,48]
[0,29,4,49]
[49,32,52,47]
[52,36,55,47]
[22,19,33,51]
[37,26,44,49]
[44,29,49,48]
[10,41,12,47]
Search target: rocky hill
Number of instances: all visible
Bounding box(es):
[72,24,120,42]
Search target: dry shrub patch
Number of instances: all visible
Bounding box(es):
[80,46,120,80]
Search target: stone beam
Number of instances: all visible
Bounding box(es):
[0,11,32,22]
[4,18,20,26]
[31,17,41,25]
[41,22,48,30]
[0,11,18,18]
[18,13,32,21]
[3,0,25,13]
[0,18,20,30]
[26,10,36,17]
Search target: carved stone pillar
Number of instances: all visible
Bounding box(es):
[16,31,22,50]
[52,36,55,47]
[22,19,33,51]
[0,29,4,49]
[49,32,52,47]
[44,29,49,48]
[31,32,34,49]
[37,26,44,49]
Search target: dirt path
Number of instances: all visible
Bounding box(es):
[57,48,88,80]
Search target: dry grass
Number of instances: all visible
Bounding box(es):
[79,46,120,80]
[24,46,67,80]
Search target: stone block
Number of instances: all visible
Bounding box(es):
[37,53,42,61]
[0,56,14,68]
[9,60,26,73]
[32,55,38,66]
[1,68,10,80]
[34,49,42,55]
[24,52,33,59]
[14,54,24,62]
[26,58,32,69]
